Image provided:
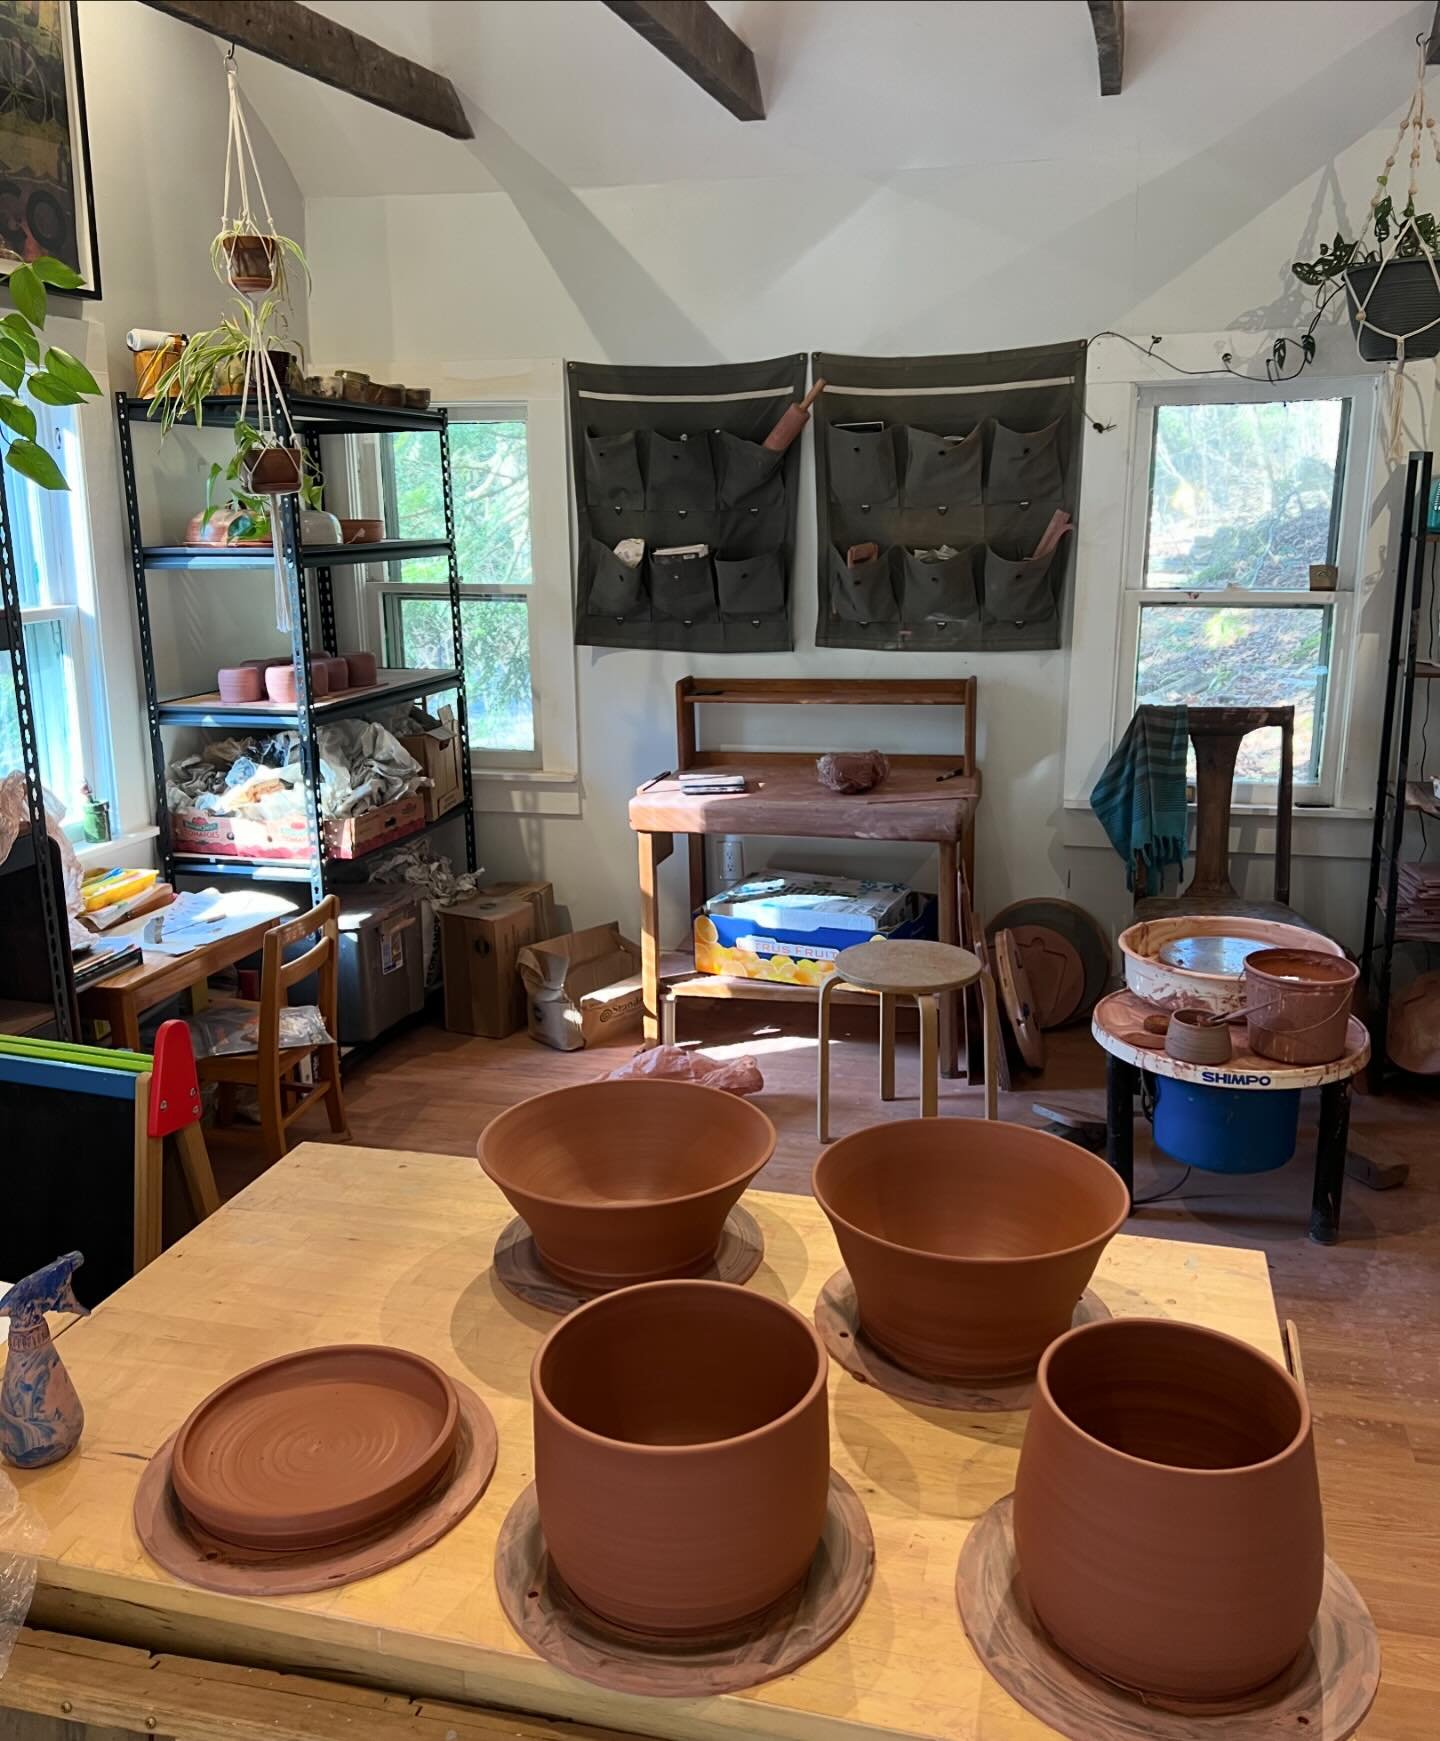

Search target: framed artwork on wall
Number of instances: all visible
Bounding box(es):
[0,0,100,297]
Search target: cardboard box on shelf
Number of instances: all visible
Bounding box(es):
[694,872,934,984]
[518,923,643,1051]
[170,795,426,863]
[481,879,557,943]
[440,895,536,1038]
[400,705,464,822]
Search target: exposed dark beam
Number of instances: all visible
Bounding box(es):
[140,0,473,140]
[1085,0,1125,96]
[602,1,764,122]
[1428,1,1440,65]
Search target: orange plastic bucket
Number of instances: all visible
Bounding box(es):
[1243,948,1358,1066]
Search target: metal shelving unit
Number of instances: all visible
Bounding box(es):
[1361,448,1438,1090]
[0,457,77,1039]
[116,392,477,907]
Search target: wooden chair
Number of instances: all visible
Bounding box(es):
[198,896,350,1165]
[1134,705,1315,928]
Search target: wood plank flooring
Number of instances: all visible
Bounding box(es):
[230,1001,1438,1739]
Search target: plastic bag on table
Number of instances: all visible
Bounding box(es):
[0,772,82,914]
[187,1003,334,1058]
[0,1467,45,1677]
[607,1045,765,1096]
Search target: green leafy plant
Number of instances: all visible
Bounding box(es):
[1292,195,1440,286]
[211,222,309,302]
[0,255,101,491]
[200,422,323,546]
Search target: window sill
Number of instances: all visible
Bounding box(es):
[73,825,161,866]
[471,765,580,817]
[1060,801,1374,858]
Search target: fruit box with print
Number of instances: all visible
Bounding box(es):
[693,874,934,984]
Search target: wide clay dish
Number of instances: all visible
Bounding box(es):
[812,1118,1130,1380]
[531,1279,830,1635]
[1013,1318,1324,1699]
[171,1345,460,1552]
[478,1080,775,1290]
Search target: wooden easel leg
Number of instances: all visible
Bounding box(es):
[879,992,896,1101]
[917,994,939,1118]
[638,828,674,1046]
[937,841,960,1079]
[131,1076,164,1273]
[174,1122,221,1219]
[817,973,839,1143]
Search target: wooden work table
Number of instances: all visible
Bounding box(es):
[12,1141,1285,1741]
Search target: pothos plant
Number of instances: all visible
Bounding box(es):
[0,255,102,492]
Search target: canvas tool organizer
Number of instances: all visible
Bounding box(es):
[813,341,1085,652]
[569,355,807,651]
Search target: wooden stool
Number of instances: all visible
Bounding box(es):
[818,940,998,1142]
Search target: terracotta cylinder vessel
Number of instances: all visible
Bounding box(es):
[812,1119,1129,1379]
[531,1279,829,1634]
[478,1080,775,1290]
[1013,1318,1324,1699]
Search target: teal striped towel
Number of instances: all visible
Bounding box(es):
[1090,706,1188,896]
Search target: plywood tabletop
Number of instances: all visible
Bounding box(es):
[14,1143,1283,1741]
[629,764,979,841]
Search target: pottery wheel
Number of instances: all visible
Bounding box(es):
[1158,934,1269,975]
[955,1494,1379,1741]
[135,1385,497,1597]
[493,1204,765,1315]
[494,1471,873,1698]
[815,1270,1110,1412]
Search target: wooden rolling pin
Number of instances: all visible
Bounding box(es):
[763,379,826,452]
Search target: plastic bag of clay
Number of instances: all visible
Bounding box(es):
[607,1044,764,1096]
[186,1002,333,1058]
[0,1468,45,1677]
[0,771,83,913]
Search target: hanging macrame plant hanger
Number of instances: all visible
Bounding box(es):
[1345,36,1440,461]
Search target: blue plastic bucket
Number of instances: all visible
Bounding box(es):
[1152,1075,1299,1174]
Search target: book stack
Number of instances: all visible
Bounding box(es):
[679,773,747,796]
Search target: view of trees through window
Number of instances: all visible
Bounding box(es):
[385,420,535,753]
[1135,397,1346,782]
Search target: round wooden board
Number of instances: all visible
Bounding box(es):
[995,929,1045,1068]
[494,1471,874,1698]
[135,1385,497,1597]
[1008,924,1086,1028]
[815,1269,1110,1412]
[955,1494,1379,1741]
[987,899,1111,1020]
[493,1204,765,1315]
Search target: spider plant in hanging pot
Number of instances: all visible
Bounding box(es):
[236,421,303,496]
[211,222,308,301]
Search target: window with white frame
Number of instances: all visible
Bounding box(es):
[1116,376,1376,805]
[374,408,539,766]
[0,402,113,828]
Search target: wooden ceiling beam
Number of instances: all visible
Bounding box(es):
[602,1,765,122]
[1085,0,1125,97]
[1428,1,1440,66]
[139,0,473,140]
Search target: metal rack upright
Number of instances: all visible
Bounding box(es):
[116,391,478,907]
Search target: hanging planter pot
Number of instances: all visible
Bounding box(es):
[240,442,302,496]
[220,231,277,296]
[1346,256,1440,361]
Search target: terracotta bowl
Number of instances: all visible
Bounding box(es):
[321,655,351,692]
[340,516,385,544]
[477,1080,776,1290]
[1014,1318,1324,1698]
[171,1345,460,1552]
[265,663,329,704]
[216,665,263,704]
[343,650,378,688]
[532,1279,829,1634]
[812,1118,1130,1380]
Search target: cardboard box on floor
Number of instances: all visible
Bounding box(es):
[518,923,643,1051]
[439,880,558,1039]
[482,878,558,944]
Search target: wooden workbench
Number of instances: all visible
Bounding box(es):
[12,1142,1284,1741]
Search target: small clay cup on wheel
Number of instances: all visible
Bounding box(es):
[478,1080,775,1290]
[1013,1318,1324,1699]
[531,1279,830,1635]
[812,1119,1129,1380]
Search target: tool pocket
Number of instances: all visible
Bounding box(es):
[827,424,899,508]
[716,549,786,620]
[901,545,980,627]
[645,431,715,514]
[903,425,983,509]
[586,539,650,621]
[714,432,784,510]
[650,549,718,623]
[828,545,899,623]
[987,418,1063,502]
[980,546,1056,626]
[584,430,644,514]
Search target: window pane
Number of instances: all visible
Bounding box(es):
[1135,604,1331,782]
[1143,399,1346,591]
[388,421,532,587]
[0,624,87,812]
[390,595,535,753]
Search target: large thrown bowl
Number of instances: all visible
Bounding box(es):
[812,1119,1130,1380]
[531,1279,830,1635]
[1013,1318,1324,1698]
[478,1080,775,1291]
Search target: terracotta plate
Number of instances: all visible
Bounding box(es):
[987,899,1111,1021]
[171,1345,460,1552]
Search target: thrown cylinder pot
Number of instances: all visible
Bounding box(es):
[812,1119,1129,1380]
[531,1279,829,1634]
[1013,1318,1324,1699]
[477,1080,775,1290]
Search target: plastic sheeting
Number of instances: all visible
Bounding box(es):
[166,720,425,824]
[0,1468,43,1678]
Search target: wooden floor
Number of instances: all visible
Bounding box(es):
[227,1000,1438,1740]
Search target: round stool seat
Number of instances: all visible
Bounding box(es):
[834,939,983,997]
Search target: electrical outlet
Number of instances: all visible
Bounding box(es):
[719,835,745,886]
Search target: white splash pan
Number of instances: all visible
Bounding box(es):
[1118,915,1343,1013]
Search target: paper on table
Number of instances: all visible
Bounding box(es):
[141,888,298,957]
